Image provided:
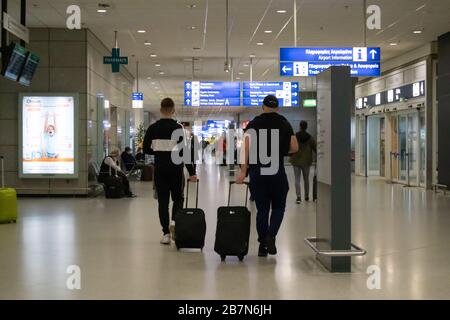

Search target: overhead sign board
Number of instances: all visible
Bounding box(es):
[355,80,425,109]
[132,92,144,109]
[2,12,29,43]
[184,81,241,107]
[280,47,381,77]
[243,82,299,107]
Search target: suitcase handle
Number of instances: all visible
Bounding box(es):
[185,179,199,209]
[1,156,4,189]
[228,181,250,207]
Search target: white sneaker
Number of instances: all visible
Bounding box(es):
[160,234,171,245]
[169,222,176,241]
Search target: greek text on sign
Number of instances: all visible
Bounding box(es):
[280,47,381,77]
[184,81,241,107]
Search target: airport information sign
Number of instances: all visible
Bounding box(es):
[132,92,144,109]
[184,81,241,106]
[280,47,381,77]
[243,82,299,107]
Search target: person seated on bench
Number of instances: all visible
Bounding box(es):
[121,147,145,178]
[135,147,146,163]
[98,149,136,198]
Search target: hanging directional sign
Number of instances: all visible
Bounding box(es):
[104,48,128,73]
[132,92,144,109]
[243,82,299,107]
[280,47,381,77]
[184,81,241,107]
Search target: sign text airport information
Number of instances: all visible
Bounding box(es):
[280,47,381,77]
[184,81,241,107]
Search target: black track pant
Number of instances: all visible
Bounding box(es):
[154,166,184,235]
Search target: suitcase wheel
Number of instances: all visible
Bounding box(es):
[220,255,226,262]
[238,255,244,262]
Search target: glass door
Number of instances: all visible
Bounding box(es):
[359,117,367,176]
[398,115,408,182]
[419,110,426,186]
[393,112,420,186]
[407,113,419,185]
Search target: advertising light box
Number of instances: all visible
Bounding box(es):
[19,94,79,179]
[243,82,299,107]
[280,47,381,77]
[184,81,241,107]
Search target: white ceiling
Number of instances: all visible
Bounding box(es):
[6,0,450,112]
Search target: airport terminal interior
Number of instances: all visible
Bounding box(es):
[1,0,450,300]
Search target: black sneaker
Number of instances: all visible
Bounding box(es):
[296,197,301,204]
[266,236,277,255]
[258,244,268,257]
[305,197,310,202]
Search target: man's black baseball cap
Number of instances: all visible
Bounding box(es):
[263,95,279,108]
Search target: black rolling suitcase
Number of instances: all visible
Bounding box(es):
[214,182,251,262]
[175,180,206,250]
[103,167,125,199]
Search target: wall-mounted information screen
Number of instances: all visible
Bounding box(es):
[1,43,28,81]
[18,53,40,86]
[19,94,79,178]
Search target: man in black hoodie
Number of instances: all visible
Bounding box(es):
[143,98,197,245]
[290,121,316,203]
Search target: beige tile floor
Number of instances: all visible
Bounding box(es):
[1,165,450,300]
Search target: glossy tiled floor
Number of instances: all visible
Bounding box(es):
[1,165,450,300]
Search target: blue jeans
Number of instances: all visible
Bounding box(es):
[249,168,289,244]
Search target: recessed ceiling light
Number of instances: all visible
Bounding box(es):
[144,42,151,46]
[238,72,244,75]
[150,53,157,57]
[243,63,249,67]
[97,9,107,13]
[137,30,147,33]
[187,4,197,9]
[151,82,156,85]
[236,77,241,80]
[155,63,161,67]
[413,28,423,34]
[249,54,256,58]
[189,26,198,30]
[147,77,152,80]
[276,10,287,13]
[159,71,165,75]
[256,42,264,46]
[264,30,272,34]
[389,42,398,46]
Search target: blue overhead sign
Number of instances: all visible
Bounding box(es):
[280,47,381,77]
[243,82,299,107]
[132,92,144,101]
[184,81,241,106]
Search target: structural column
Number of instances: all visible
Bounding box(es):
[437,32,450,186]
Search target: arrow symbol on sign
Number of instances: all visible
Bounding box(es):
[282,65,292,73]
[292,92,298,97]
[370,49,378,59]
[186,99,191,104]
[293,100,298,105]
[186,91,191,97]
[292,84,298,89]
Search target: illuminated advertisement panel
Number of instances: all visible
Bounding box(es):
[19,94,79,178]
